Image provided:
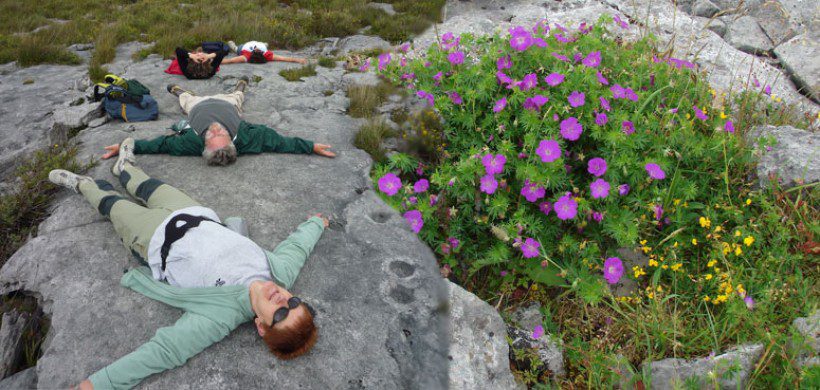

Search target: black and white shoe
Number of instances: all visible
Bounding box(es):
[112,137,136,177]
[166,84,190,97]
[235,75,250,93]
[48,169,92,193]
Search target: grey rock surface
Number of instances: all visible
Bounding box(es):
[447,281,520,390]
[774,32,820,102]
[0,311,28,378]
[0,367,36,390]
[646,344,764,389]
[725,16,773,54]
[706,18,728,37]
[692,0,720,17]
[746,125,820,188]
[511,302,543,332]
[335,35,393,56]
[368,2,397,16]
[749,1,798,45]
[50,101,104,145]
[508,327,565,378]
[0,45,450,389]
[793,310,819,368]
[0,62,88,180]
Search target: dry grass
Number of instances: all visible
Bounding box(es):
[354,118,394,162]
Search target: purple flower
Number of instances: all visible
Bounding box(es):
[493,97,507,113]
[401,73,415,80]
[509,26,534,51]
[521,238,541,258]
[613,14,630,29]
[497,55,512,70]
[611,84,627,99]
[480,174,498,194]
[536,140,561,163]
[555,34,575,43]
[603,257,624,284]
[595,112,608,126]
[764,85,772,95]
[551,52,569,62]
[725,120,735,133]
[448,51,465,65]
[359,59,370,72]
[534,38,548,48]
[378,52,391,71]
[413,179,429,193]
[433,71,443,82]
[539,201,552,215]
[622,121,635,135]
[400,57,407,67]
[573,52,583,63]
[533,19,549,34]
[518,73,538,91]
[544,73,565,86]
[596,71,609,85]
[645,163,666,180]
[399,43,410,53]
[587,157,607,177]
[600,97,611,111]
[582,51,602,67]
[448,237,460,249]
[618,184,630,196]
[590,178,610,199]
[653,203,664,221]
[429,194,439,206]
[403,210,423,233]
[482,154,507,175]
[441,32,460,50]
[568,91,586,108]
[559,117,584,141]
[448,92,463,105]
[441,32,454,44]
[744,296,755,310]
[408,196,417,205]
[416,90,434,106]
[523,95,549,111]
[378,173,402,196]
[532,325,545,340]
[496,71,513,86]
[592,211,603,222]
[693,105,708,121]
[555,193,578,220]
[521,182,546,202]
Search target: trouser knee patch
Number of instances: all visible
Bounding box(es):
[95,180,115,191]
[118,171,131,188]
[98,195,126,217]
[136,179,164,202]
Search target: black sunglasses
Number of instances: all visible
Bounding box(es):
[271,297,316,326]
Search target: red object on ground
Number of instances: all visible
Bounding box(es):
[164,58,184,75]
[241,50,275,62]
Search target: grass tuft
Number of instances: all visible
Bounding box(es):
[347,81,397,118]
[317,56,336,68]
[279,64,316,82]
[16,34,81,67]
[354,118,394,162]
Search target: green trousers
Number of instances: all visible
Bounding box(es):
[79,165,200,262]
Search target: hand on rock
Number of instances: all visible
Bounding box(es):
[312,213,330,228]
[313,143,336,158]
[102,144,120,159]
[73,379,93,390]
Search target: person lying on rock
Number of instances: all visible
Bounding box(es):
[101,77,335,165]
[220,40,308,65]
[50,139,327,390]
[174,44,227,80]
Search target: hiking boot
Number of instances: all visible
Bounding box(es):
[234,76,250,93]
[49,169,92,193]
[166,84,190,97]
[112,137,136,177]
[227,40,239,54]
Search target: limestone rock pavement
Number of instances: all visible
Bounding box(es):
[0,45,450,388]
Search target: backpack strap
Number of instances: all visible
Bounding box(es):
[160,214,225,271]
[104,85,144,107]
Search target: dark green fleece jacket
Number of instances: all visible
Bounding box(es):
[134,121,314,156]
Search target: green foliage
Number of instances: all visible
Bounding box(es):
[0,144,93,266]
[16,33,81,67]
[372,18,819,387]
[317,56,336,68]
[278,64,316,82]
[347,81,395,118]
[354,118,394,162]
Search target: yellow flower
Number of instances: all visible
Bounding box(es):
[745,198,752,206]
[703,295,711,302]
[647,291,654,299]
[640,239,647,245]
[673,199,681,206]
[686,113,691,119]
[641,246,652,254]
[633,266,647,278]
[531,284,538,291]
[737,284,746,295]
[707,259,717,267]
[699,217,711,228]
[683,202,689,208]
[744,236,755,246]
[720,111,727,119]
[714,226,722,233]
[705,274,713,280]
[691,238,698,246]
[735,230,742,237]
[649,259,659,267]
[670,263,683,271]
[735,247,743,256]
[661,264,669,270]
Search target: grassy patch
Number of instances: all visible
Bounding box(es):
[0,144,93,266]
[16,33,81,67]
[0,292,49,375]
[317,56,337,68]
[354,118,394,162]
[279,64,316,82]
[347,81,396,118]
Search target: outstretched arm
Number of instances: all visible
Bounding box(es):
[222,55,248,64]
[265,215,327,289]
[86,312,233,390]
[240,123,334,156]
[271,54,307,64]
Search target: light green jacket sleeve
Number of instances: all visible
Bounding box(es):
[266,217,325,289]
[88,312,232,389]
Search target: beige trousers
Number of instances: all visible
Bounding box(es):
[178,91,244,115]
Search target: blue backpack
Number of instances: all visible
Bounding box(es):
[99,85,159,122]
